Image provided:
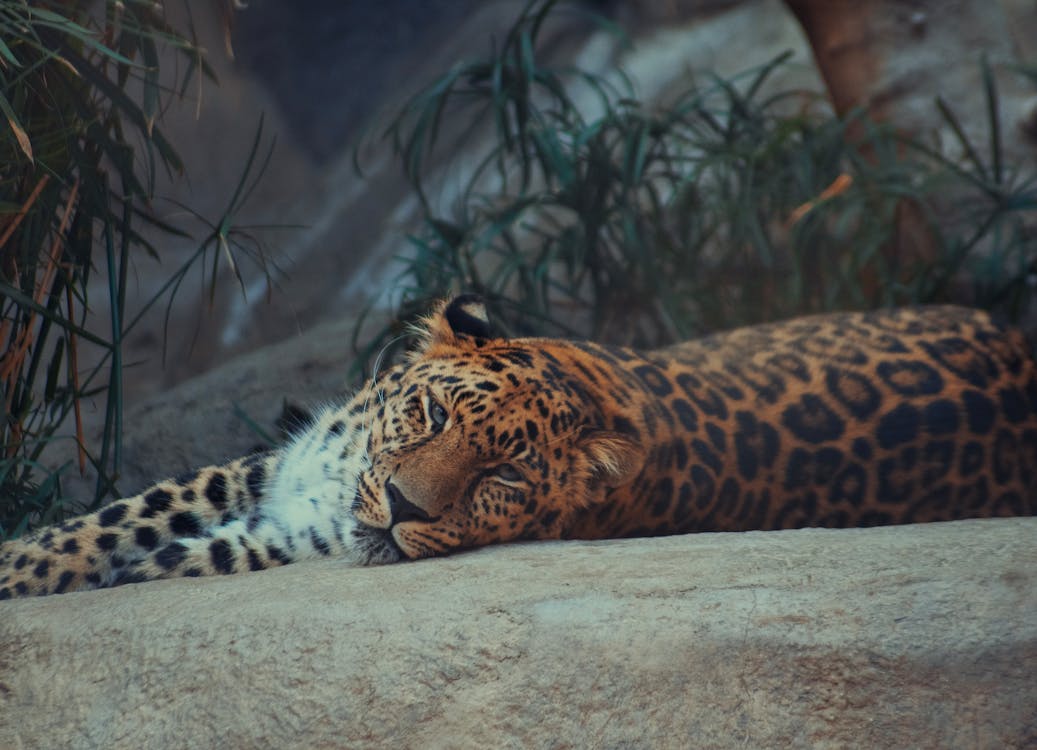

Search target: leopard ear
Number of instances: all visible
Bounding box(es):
[414,294,491,355]
[444,294,491,339]
[578,430,644,489]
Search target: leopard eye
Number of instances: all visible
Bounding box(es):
[495,463,522,482]
[429,399,448,429]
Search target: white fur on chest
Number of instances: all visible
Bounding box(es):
[260,404,370,561]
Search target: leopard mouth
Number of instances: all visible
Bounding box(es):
[351,521,404,565]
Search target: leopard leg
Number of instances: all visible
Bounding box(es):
[0,452,279,598]
[0,390,379,599]
[113,504,372,585]
[113,519,293,584]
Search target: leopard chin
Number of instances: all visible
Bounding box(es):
[351,522,404,566]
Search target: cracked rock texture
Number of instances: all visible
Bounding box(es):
[1,518,1035,749]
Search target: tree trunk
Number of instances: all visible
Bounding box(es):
[784,0,1037,302]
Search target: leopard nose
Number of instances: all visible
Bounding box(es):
[386,481,432,525]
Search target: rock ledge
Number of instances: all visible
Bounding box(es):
[1,518,1035,749]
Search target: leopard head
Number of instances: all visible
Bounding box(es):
[351,295,645,559]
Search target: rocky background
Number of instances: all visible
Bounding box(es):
[54,0,1037,494]
[120,0,820,389]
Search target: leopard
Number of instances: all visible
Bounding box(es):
[2,295,1035,599]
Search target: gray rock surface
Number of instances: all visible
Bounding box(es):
[2,517,1035,749]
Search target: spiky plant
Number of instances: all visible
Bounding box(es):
[1,1,274,537]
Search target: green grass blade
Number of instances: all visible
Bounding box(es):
[981,56,1002,186]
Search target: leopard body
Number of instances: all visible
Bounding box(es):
[2,296,1034,598]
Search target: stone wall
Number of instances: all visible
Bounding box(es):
[2,517,1034,749]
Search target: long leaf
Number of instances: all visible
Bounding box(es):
[981,56,1002,187]
[0,281,111,348]
[0,89,32,159]
[27,7,138,67]
[0,35,20,66]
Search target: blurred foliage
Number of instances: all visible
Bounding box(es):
[1,1,275,538]
[359,0,1036,367]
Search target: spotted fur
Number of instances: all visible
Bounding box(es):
[2,296,1034,598]
[0,397,398,598]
